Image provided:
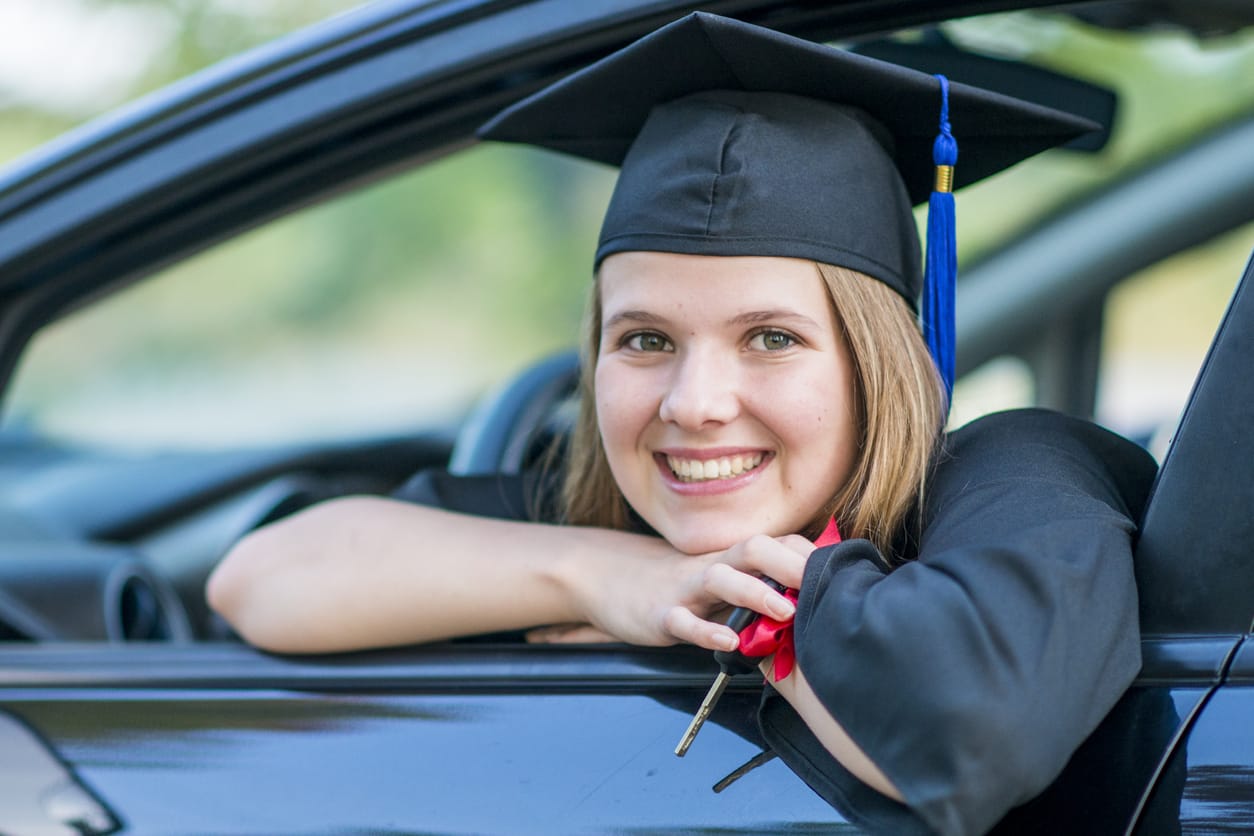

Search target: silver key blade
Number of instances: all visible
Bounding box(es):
[675,672,731,757]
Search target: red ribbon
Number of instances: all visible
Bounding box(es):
[737,518,842,682]
[738,587,800,681]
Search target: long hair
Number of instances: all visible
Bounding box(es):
[559,262,945,560]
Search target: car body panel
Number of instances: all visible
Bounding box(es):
[0,635,1245,833]
[0,644,855,833]
[1130,635,1254,834]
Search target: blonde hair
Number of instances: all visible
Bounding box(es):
[559,262,945,560]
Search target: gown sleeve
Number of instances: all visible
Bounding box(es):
[759,408,1158,836]
[390,468,556,522]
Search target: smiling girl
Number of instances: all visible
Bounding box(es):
[208,14,1157,835]
[575,254,937,560]
[593,253,864,555]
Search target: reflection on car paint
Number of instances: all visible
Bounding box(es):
[0,709,120,836]
[1172,686,1254,832]
[8,690,852,834]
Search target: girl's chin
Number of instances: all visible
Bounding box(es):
[653,518,780,556]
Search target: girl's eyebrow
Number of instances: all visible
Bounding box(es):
[602,310,668,330]
[603,309,822,330]
[729,309,821,328]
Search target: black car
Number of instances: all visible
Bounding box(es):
[0,1,1252,833]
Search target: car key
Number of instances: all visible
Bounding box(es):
[674,579,788,757]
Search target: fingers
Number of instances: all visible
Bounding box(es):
[663,551,800,652]
[776,533,817,557]
[702,562,796,621]
[715,534,809,590]
[572,533,815,652]
[662,605,739,652]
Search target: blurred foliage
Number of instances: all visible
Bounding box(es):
[6,142,615,446]
[1,1,366,164]
[2,4,1253,447]
[78,0,366,94]
[945,11,1254,260]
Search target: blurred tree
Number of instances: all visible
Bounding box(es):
[78,0,365,93]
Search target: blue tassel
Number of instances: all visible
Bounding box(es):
[923,74,958,405]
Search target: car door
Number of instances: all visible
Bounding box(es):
[0,642,859,834]
[1146,637,1254,834]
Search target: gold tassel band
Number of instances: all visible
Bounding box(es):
[934,165,954,194]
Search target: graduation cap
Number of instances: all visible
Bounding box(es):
[478,12,1098,397]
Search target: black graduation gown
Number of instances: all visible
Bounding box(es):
[392,408,1158,835]
[758,409,1156,835]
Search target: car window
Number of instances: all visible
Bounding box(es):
[3,145,615,450]
[949,357,1035,429]
[1098,220,1254,454]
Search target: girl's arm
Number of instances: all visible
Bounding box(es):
[206,495,800,654]
[768,663,904,801]
[209,496,598,653]
[208,494,905,803]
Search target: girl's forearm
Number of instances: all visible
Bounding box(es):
[767,662,904,802]
[206,495,650,653]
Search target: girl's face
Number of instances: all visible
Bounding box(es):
[595,252,859,554]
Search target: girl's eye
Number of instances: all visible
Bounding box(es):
[626,332,673,352]
[751,330,796,351]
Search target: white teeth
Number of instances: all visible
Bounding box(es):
[666,453,765,482]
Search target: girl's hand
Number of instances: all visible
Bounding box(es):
[565,531,813,651]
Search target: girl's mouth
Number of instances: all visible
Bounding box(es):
[663,452,767,483]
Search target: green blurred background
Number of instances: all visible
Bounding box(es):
[1,1,1252,450]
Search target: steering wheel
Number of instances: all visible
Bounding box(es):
[448,351,581,476]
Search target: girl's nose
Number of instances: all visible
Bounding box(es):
[658,347,740,430]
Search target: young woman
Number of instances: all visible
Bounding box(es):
[208,14,1157,835]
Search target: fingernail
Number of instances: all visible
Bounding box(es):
[716,633,738,651]
[770,598,795,619]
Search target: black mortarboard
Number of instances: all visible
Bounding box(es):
[478,12,1098,395]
